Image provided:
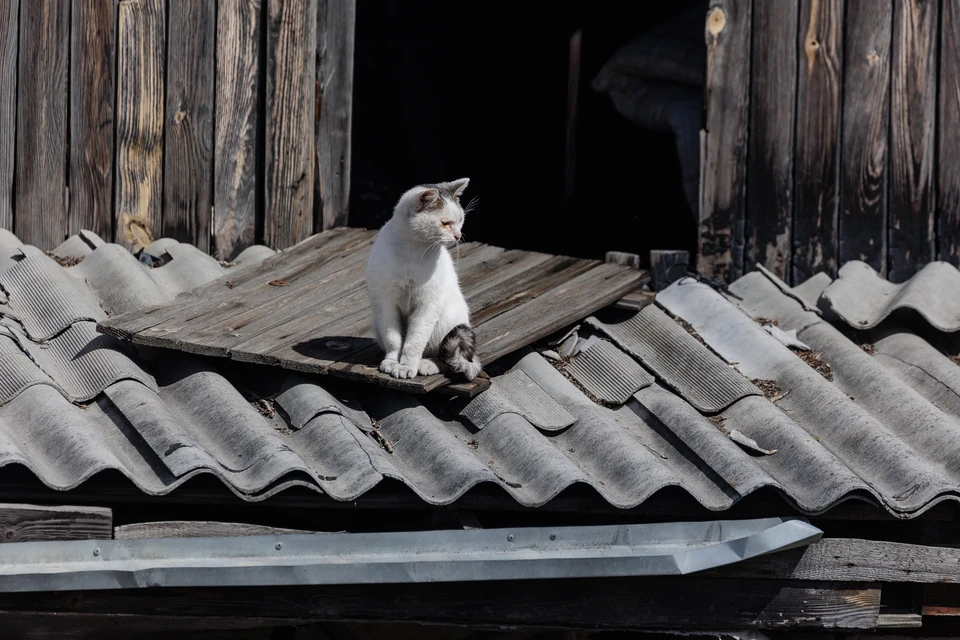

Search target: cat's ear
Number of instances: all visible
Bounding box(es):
[449,178,470,197]
[418,188,440,211]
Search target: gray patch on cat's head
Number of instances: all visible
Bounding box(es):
[417,178,470,212]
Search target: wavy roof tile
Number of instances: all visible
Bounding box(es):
[1,232,960,517]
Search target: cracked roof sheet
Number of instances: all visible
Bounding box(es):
[1,231,959,518]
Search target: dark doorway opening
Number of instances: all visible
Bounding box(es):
[351,1,704,267]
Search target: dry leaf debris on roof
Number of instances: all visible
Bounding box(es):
[2,229,960,518]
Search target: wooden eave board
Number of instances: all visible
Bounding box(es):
[98,228,647,396]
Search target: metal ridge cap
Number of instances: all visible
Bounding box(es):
[0,518,821,593]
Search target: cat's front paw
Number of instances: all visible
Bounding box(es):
[379,358,400,376]
[391,362,419,379]
[418,358,440,376]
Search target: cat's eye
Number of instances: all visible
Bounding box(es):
[441,221,453,227]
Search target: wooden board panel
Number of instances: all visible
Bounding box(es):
[0,0,17,230]
[699,0,751,282]
[793,0,844,284]
[889,0,938,283]
[0,503,111,542]
[69,0,115,240]
[941,1,960,266]
[213,0,262,261]
[99,230,647,396]
[15,0,69,248]
[745,0,797,280]
[838,0,892,273]
[115,0,165,252]
[315,0,355,231]
[264,0,317,249]
[163,0,215,252]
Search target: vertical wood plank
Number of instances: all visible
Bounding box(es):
[699,0,752,282]
[889,0,938,282]
[163,0,215,251]
[69,0,116,240]
[0,1,17,231]
[940,1,960,266]
[838,0,892,273]
[745,0,797,280]
[214,0,261,261]
[115,0,165,252]
[15,0,69,248]
[793,0,844,284]
[315,0,355,231]
[264,0,317,250]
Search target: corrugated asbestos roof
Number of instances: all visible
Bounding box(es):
[2,228,960,517]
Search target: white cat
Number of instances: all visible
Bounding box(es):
[365,178,483,380]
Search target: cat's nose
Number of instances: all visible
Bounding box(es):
[453,233,461,241]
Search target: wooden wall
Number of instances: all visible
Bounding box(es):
[700,0,959,284]
[0,0,354,260]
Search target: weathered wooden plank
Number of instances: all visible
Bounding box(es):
[126,231,376,349]
[99,228,371,339]
[716,537,960,584]
[114,0,165,252]
[315,0,355,230]
[15,0,69,248]
[838,0,892,273]
[115,521,320,540]
[794,0,844,284]
[468,256,596,326]
[699,0,751,282]
[745,0,797,280]
[69,0,115,240]
[889,0,938,283]
[941,1,960,267]
[163,0,215,251]
[0,579,882,630]
[0,503,111,543]
[0,0,18,230]
[475,263,647,363]
[214,0,262,261]
[100,230,641,396]
[264,0,317,249]
[605,251,641,269]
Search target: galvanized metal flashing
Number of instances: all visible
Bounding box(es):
[0,518,821,593]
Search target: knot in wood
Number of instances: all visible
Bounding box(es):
[174,110,186,125]
[707,7,726,36]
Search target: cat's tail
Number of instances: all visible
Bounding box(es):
[438,324,483,380]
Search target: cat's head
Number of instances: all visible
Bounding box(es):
[396,178,471,246]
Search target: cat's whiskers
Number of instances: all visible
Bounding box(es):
[419,237,445,262]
